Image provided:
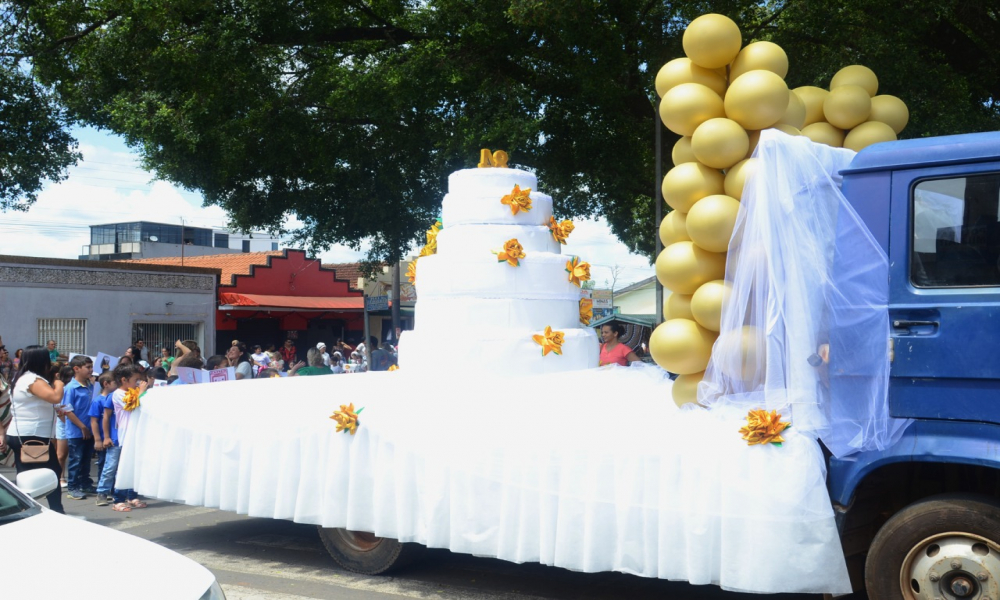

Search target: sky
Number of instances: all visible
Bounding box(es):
[0,126,654,288]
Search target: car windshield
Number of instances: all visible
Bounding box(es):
[0,476,35,523]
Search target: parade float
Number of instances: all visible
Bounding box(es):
[116,13,922,595]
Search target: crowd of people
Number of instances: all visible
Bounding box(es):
[0,330,401,515]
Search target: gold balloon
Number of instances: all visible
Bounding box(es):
[656,57,728,97]
[649,318,717,375]
[779,89,806,129]
[672,371,704,407]
[724,158,757,200]
[844,120,897,152]
[672,136,697,165]
[691,118,750,170]
[661,162,725,213]
[724,70,790,130]
[793,86,829,127]
[830,65,878,96]
[659,210,690,246]
[716,325,764,382]
[773,123,801,136]
[690,279,731,331]
[682,14,742,69]
[664,292,694,320]
[869,95,909,134]
[655,241,727,294]
[823,85,872,129]
[801,122,846,147]
[730,41,789,80]
[686,194,741,253]
[659,83,726,137]
[745,129,760,158]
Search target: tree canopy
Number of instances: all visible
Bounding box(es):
[2,0,997,263]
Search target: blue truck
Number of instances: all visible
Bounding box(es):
[828,131,1000,598]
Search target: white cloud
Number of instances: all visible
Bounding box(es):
[1,129,654,288]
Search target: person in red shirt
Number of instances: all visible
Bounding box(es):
[280,339,297,371]
[599,323,640,366]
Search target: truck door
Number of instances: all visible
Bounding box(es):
[889,162,1000,423]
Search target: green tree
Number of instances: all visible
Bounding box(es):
[767,0,999,136]
[0,25,78,210]
[3,0,998,264]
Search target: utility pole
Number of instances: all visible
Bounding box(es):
[654,103,663,325]
[391,260,401,335]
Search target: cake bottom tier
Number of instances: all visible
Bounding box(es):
[398,327,599,375]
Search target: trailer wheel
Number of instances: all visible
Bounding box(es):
[866,494,1000,600]
[317,527,422,575]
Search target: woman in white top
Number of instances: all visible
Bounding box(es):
[0,345,66,512]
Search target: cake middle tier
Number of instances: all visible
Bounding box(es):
[442,191,554,227]
[416,252,582,300]
[415,297,583,331]
[436,224,560,256]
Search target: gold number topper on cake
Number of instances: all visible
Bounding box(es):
[478,149,509,168]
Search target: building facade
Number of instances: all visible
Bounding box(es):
[80,221,281,261]
[124,250,364,356]
[0,255,218,359]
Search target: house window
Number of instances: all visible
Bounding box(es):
[38,319,87,355]
[131,323,201,358]
[271,242,279,251]
[215,233,229,248]
[242,240,251,252]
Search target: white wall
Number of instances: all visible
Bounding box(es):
[0,261,216,359]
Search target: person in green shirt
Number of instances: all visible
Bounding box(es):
[46,340,59,362]
[160,346,175,371]
[292,348,333,376]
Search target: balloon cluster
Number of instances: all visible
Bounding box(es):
[648,14,910,406]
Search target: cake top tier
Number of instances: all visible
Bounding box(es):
[449,167,538,197]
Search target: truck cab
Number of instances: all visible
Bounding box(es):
[829,131,1000,597]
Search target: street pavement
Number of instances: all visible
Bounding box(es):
[3,465,836,599]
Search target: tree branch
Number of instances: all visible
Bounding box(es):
[256,25,420,47]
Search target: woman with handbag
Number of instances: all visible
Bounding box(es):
[2,345,66,513]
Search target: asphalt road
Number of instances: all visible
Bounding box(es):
[4,465,837,600]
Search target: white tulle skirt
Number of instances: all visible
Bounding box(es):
[117,365,851,594]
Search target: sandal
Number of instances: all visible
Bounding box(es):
[112,502,132,512]
[128,499,148,509]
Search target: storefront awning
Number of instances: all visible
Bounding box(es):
[219,293,364,312]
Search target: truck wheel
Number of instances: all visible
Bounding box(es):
[317,527,422,575]
[866,494,1000,600]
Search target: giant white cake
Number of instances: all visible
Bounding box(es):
[398,164,600,374]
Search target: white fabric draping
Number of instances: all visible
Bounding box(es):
[118,364,850,594]
[700,130,910,458]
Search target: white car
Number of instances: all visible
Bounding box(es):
[0,469,225,599]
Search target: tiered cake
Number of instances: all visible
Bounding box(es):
[398,163,600,375]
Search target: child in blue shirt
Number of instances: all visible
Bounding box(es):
[89,372,117,506]
[91,372,119,506]
[63,356,95,500]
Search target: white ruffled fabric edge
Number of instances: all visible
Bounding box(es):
[118,366,850,594]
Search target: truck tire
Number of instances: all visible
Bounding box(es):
[317,527,422,575]
[866,493,1000,600]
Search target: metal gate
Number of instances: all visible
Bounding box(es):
[37,318,87,355]
[131,323,200,358]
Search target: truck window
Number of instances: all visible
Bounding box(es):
[911,173,1000,287]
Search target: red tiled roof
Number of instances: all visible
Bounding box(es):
[323,263,365,291]
[120,251,284,285]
